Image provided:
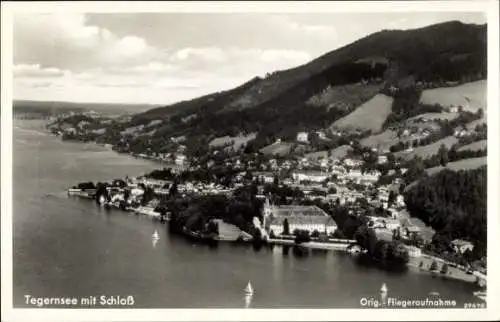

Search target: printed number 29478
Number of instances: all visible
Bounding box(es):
[464,302,486,309]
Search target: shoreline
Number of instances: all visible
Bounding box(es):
[67,189,486,290]
[38,121,186,170]
[267,238,352,251]
[47,107,485,290]
[407,255,486,288]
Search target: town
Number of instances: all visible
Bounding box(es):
[65,122,487,293]
[43,21,487,301]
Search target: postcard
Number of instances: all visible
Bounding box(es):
[1,1,499,321]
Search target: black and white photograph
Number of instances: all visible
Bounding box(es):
[1,1,499,321]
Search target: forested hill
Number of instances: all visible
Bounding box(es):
[48,20,486,159]
[404,167,487,260]
[117,20,486,150]
[137,20,485,118]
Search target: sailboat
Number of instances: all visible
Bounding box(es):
[244,281,254,296]
[152,230,160,240]
[380,283,388,294]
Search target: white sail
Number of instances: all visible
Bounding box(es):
[152,230,159,239]
[380,283,388,293]
[244,281,254,295]
[244,294,252,309]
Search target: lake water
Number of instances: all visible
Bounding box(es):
[12,119,480,308]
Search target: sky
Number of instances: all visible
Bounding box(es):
[13,11,487,105]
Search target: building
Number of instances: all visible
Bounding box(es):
[262,198,337,236]
[451,239,475,254]
[267,215,337,237]
[395,195,405,207]
[340,169,380,184]
[330,165,347,176]
[374,228,393,242]
[403,226,421,238]
[140,178,170,189]
[378,155,388,164]
[171,135,186,143]
[316,131,327,140]
[292,171,329,183]
[296,132,309,143]
[454,128,470,138]
[175,154,186,166]
[370,217,400,230]
[405,245,422,257]
[253,171,275,184]
[343,158,364,167]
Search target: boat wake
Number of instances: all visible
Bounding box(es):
[43,193,61,199]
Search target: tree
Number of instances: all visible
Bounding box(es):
[318,232,329,242]
[294,230,311,244]
[340,215,365,239]
[355,225,377,255]
[438,144,449,166]
[477,108,484,119]
[95,182,109,205]
[440,263,449,274]
[388,190,397,206]
[387,153,396,168]
[419,260,424,268]
[463,248,474,263]
[311,230,320,238]
[283,218,290,235]
[373,240,390,262]
[430,260,438,271]
[392,229,401,240]
[244,170,253,181]
[112,179,127,188]
[77,181,96,190]
[206,220,219,235]
[448,145,458,162]
[169,180,179,197]
[410,233,424,248]
[332,229,345,239]
[252,227,263,244]
[404,167,486,261]
[404,156,426,184]
[141,186,155,206]
[123,189,130,201]
[390,241,410,265]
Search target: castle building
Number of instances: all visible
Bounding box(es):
[262,198,337,237]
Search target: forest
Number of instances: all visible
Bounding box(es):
[403,167,487,261]
[166,189,264,239]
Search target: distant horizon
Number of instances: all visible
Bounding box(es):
[13,99,162,107]
[13,13,487,105]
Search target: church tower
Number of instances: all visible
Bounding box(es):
[262,195,275,231]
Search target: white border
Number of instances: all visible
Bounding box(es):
[2,1,499,321]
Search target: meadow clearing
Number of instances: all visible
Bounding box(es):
[419,80,486,112]
[332,94,393,133]
[395,136,458,160]
[209,132,257,151]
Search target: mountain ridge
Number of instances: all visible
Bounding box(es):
[135,20,485,123]
[47,20,488,158]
